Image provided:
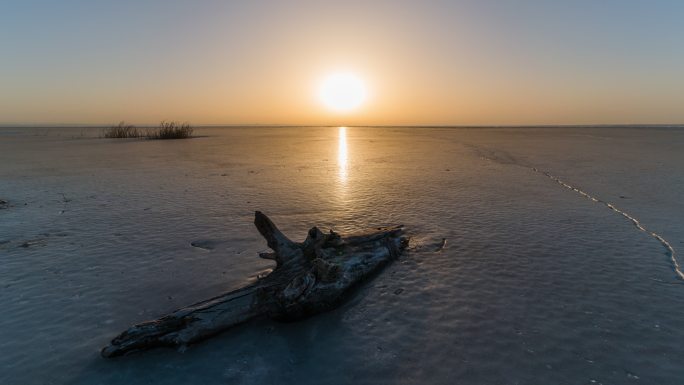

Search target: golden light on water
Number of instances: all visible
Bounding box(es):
[338,126,348,182]
[319,73,367,112]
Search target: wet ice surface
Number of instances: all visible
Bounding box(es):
[1,126,683,384]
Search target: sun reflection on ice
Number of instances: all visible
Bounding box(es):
[338,126,348,183]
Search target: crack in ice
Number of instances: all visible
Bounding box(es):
[470,146,683,281]
[530,167,683,281]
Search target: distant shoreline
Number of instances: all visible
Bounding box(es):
[1,123,684,129]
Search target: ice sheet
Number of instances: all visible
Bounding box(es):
[1,126,683,384]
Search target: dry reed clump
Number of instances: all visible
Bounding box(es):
[103,121,140,138]
[103,121,194,140]
[146,121,194,139]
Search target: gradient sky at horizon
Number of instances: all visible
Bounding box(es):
[2,0,684,126]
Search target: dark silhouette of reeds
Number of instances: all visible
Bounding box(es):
[103,121,194,140]
[146,121,194,139]
[103,121,140,138]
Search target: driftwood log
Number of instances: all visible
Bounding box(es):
[101,211,408,357]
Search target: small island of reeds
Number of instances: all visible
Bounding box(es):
[103,121,194,140]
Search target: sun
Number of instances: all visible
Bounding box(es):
[318,72,367,112]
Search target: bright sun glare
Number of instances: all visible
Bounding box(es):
[319,73,367,112]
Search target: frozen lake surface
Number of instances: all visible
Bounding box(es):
[1,126,683,384]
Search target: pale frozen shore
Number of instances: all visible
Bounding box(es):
[1,126,683,384]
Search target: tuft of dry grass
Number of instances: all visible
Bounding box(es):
[103,121,195,140]
[146,121,194,140]
[103,121,140,138]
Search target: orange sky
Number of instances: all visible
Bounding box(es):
[2,1,684,125]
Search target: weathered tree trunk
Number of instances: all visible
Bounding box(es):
[101,211,408,357]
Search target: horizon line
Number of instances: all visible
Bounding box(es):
[2,123,684,129]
